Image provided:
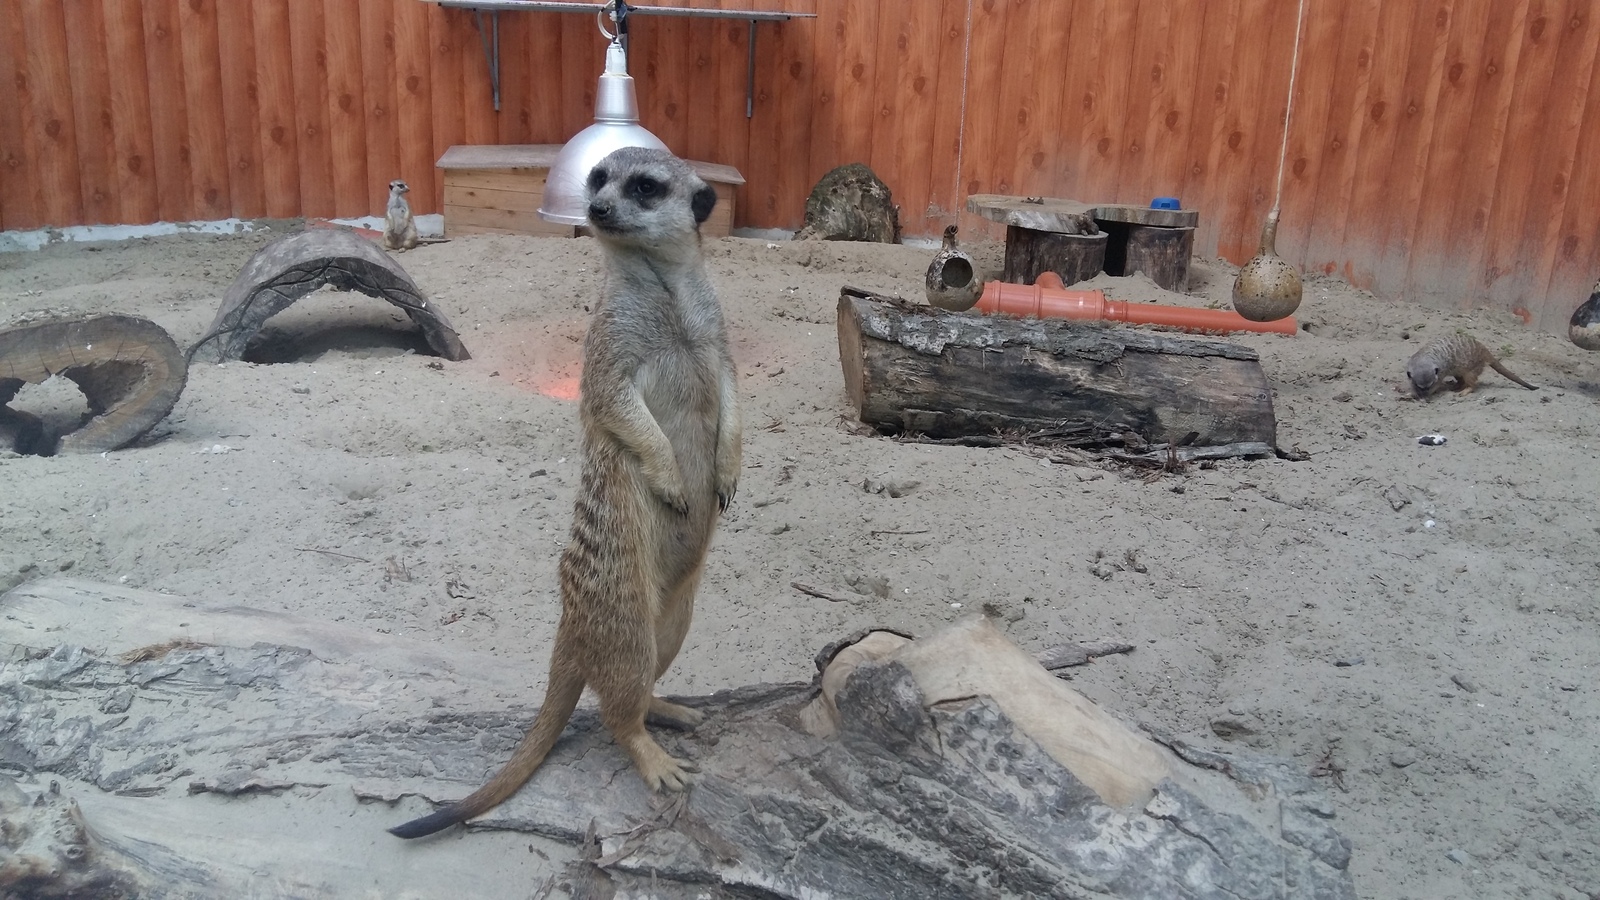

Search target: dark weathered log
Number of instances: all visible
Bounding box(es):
[837,288,1277,453]
[0,577,1355,900]
[1100,223,1196,292]
[188,229,470,363]
[0,313,188,455]
[1002,225,1108,286]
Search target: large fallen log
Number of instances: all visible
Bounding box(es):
[837,287,1277,455]
[0,577,1353,899]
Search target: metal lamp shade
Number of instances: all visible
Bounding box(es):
[537,41,669,225]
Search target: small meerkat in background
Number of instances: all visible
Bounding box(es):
[390,147,741,839]
[1405,332,1538,398]
[383,179,419,251]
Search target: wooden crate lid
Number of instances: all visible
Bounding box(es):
[437,144,745,185]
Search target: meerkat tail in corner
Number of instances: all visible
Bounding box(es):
[389,662,584,839]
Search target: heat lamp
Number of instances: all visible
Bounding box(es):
[537,1,668,225]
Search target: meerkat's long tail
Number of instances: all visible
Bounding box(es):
[389,662,585,839]
[1489,360,1538,391]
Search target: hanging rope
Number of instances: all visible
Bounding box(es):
[1271,0,1309,217]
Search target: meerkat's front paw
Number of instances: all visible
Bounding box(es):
[646,466,690,514]
[716,477,738,513]
[656,484,690,514]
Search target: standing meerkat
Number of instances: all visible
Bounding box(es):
[1405,332,1537,398]
[383,179,419,251]
[390,147,741,839]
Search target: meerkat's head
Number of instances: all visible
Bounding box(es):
[389,180,410,196]
[585,148,716,248]
[1406,352,1441,395]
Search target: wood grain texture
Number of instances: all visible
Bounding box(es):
[177,0,232,220]
[288,0,334,218]
[323,0,369,217]
[141,0,193,222]
[60,0,120,225]
[0,8,38,230]
[358,0,400,214]
[393,0,435,209]
[21,0,86,227]
[215,0,266,217]
[251,0,300,219]
[3,0,1597,332]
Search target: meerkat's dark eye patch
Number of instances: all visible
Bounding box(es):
[587,168,609,194]
[624,175,663,205]
[691,185,717,224]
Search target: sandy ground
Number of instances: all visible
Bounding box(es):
[1,225,1597,899]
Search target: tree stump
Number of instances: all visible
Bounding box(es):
[837,287,1276,455]
[0,313,187,456]
[188,229,470,364]
[968,195,1201,291]
[795,163,901,243]
[1101,222,1196,291]
[1002,226,1108,286]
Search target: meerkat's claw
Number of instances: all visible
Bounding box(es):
[632,742,697,792]
[658,487,690,515]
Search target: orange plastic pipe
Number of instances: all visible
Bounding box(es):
[976,273,1298,336]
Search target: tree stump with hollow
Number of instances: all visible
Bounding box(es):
[0,313,187,456]
[188,229,470,364]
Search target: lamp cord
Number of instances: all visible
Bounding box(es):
[1271,0,1308,218]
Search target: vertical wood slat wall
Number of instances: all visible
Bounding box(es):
[1,0,1596,330]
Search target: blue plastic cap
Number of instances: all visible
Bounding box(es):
[1150,197,1181,210]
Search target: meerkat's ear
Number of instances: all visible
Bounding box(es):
[691,184,717,225]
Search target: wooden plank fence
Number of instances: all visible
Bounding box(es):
[1,0,1596,331]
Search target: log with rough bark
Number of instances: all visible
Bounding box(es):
[0,577,1355,899]
[837,288,1277,455]
[0,313,188,456]
[188,229,470,364]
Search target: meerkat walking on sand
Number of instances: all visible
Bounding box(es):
[383,180,419,251]
[1406,332,1537,397]
[390,147,741,839]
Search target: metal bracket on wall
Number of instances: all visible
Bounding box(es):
[431,0,816,119]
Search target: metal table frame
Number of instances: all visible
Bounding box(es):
[426,0,816,117]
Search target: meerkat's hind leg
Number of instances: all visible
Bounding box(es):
[644,568,707,730]
[1456,371,1479,395]
[647,697,705,729]
[596,675,699,791]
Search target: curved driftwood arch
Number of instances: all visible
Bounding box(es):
[188,230,470,364]
[0,313,188,456]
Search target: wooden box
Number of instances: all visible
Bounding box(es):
[436,144,743,239]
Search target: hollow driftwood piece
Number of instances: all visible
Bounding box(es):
[188,229,470,363]
[1,577,1353,899]
[0,313,187,455]
[837,287,1277,454]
